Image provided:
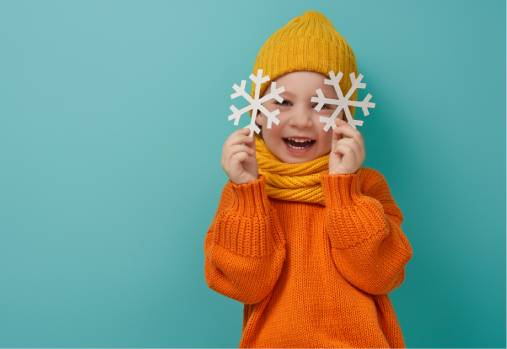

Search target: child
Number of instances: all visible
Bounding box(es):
[204,10,413,348]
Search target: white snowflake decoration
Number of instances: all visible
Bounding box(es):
[228,69,285,137]
[311,71,376,131]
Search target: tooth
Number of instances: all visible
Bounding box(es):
[290,138,311,143]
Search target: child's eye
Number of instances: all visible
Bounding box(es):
[274,100,293,107]
[312,103,335,110]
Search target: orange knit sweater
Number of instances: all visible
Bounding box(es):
[204,167,413,348]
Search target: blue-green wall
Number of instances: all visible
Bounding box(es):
[0,0,505,347]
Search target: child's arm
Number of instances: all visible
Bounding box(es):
[321,169,413,296]
[203,175,286,304]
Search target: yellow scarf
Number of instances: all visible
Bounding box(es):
[254,135,329,206]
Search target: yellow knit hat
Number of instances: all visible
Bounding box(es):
[250,10,359,117]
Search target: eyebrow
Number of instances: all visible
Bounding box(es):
[280,90,320,101]
[280,90,296,98]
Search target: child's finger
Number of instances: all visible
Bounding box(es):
[231,152,249,165]
[233,134,256,148]
[229,150,252,174]
[228,144,255,163]
[227,130,254,147]
[230,152,250,168]
[335,137,360,161]
[233,143,255,154]
[333,118,362,143]
[334,143,356,162]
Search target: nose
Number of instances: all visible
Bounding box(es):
[287,105,313,129]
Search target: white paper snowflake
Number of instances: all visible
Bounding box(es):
[228,69,285,137]
[311,71,376,131]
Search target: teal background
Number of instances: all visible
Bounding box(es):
[0,0,505,347]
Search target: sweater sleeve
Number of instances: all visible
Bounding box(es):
[203,175,286,304]
[320,169,413,296]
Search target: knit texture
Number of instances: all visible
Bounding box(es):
[204,167,414,347]
[254,133,331,205]
[250,10,359,116]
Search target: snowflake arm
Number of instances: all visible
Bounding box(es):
[228,69,285,137]
[311,71,376,132]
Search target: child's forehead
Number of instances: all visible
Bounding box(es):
[267,71,335,96]
[274,71,327,83]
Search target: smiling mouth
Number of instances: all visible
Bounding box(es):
[282,137,316,151]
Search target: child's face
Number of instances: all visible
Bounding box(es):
[257,71,344,163]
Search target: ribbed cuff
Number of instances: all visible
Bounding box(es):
[321,172,363,207]
[321,172,389,249]
[229,175,270,217]
[213,175,276,257]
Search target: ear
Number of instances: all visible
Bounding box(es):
[254,114,265,138]
[255,113,264,129]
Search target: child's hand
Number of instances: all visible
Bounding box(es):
[329,118,366,175]
[221,128,259,185]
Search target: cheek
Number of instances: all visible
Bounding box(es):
[319,131,333,151]
[268,115,289,136]
[261,126,281,142]
[321,129,332,142]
